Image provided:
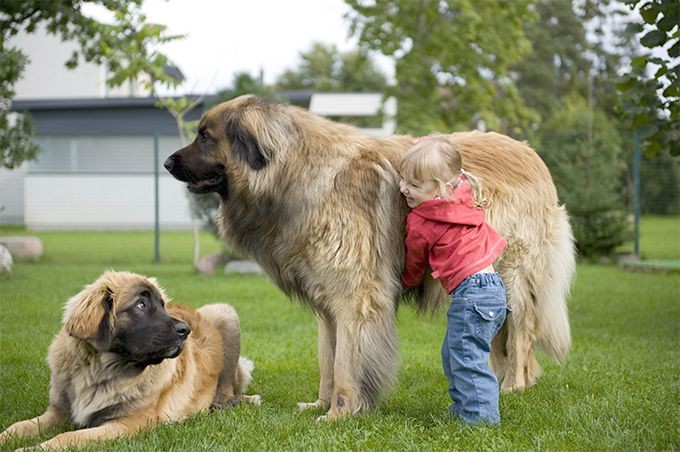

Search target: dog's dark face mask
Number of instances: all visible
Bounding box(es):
[163,97,272,200]
[108,286,190,368]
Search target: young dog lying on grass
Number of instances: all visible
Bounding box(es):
[0,270,260,450]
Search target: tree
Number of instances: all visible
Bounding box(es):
[219,72,281,101]
[0,48,38,169]
[276,42,388,92]
[276,42,389,128]
[617,0,679,157]
[346,0,538,136]
[540,95,629,257]
[513,0,633,127]
[0,0,181,167]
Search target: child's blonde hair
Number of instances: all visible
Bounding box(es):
[400,134,488,207]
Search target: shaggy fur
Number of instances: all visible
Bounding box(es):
[0,271,260,449]
[164,95,575,419]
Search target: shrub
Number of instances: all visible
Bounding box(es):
[540,95,630,258]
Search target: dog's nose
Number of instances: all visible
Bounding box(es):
[175,321,191,339]
[163,156,175,173]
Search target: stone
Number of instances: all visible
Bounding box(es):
[0,244,12,274]
[0,236,43,259]
[195,252,227,275]
[224,260,263,274]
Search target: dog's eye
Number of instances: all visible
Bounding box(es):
[199,129,208,140]
[136,300,147,310]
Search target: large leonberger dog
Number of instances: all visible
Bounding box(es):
[0,271,260,449]
[164,95,575,420]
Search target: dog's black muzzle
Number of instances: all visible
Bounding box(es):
[164,154,187,181]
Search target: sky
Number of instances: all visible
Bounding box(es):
[135,0,394,95]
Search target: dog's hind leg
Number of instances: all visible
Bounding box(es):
[495,263,540,392]
[0,405,66,445]
[297,313,334,411]
[197,303,242,408]
[490,321,509,382]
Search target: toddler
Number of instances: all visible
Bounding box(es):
[399,135,508,425]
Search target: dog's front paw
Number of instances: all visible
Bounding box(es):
[242,394,262,406]
[296,399,329,411]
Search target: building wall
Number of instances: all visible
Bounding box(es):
[20,134,194,229]
[11,27,147,100]
[24,174,192,230]
[0,165,27,225]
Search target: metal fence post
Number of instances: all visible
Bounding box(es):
[154,134,160,263]
[632,131,641,259]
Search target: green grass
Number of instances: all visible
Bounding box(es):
[1,220,679,451]
[619,214,680,261]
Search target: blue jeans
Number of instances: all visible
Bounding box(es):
[441,272,507,425]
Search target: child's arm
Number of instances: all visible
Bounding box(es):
[400,227,429,289]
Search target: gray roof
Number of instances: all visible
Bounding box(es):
[11,96,208,135]
[10,92,313,136]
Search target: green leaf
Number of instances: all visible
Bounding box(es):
[640,3,661,24]
[663,83,679,98]
[640,30,666,48]
[655,65,669,78]
[626,22,644,34]
[669,40,680,58]
[616,76,638,91]
[657,14,677,33]
[632,55,648,71]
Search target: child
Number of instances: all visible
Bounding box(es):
[399,134,508,425]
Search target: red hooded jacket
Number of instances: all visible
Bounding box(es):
[401,179,507,294]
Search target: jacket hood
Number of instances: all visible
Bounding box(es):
[410,182,483,226]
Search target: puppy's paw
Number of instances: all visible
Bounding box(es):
[315,410,349,422]
[211,397,240,410]
[242,394,262,406]
[296,399,329,411]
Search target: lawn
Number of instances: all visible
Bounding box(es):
[618,214,680,261]
[0,217,678,451]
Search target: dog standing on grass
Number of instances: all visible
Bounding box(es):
[0,271,260,450]
[164,95,575,420]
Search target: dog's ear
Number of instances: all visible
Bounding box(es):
[226,117,269,171]
[225,99,299,171]
[63,281,115,352]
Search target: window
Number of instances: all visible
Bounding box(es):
[29,136,182,173]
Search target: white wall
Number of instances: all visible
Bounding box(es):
[309,93,396,136]
[24,174,194,229]
[0,164,27,225]
[11,27,147,100]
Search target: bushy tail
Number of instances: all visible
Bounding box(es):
[399,272,448,316]
[235,356,255,394]
[535,206,576,363]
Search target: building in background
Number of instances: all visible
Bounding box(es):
[1,29,397,229]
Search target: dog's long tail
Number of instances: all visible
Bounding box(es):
[535,205,575,362]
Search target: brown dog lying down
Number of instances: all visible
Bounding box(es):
[0,271,260,449]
